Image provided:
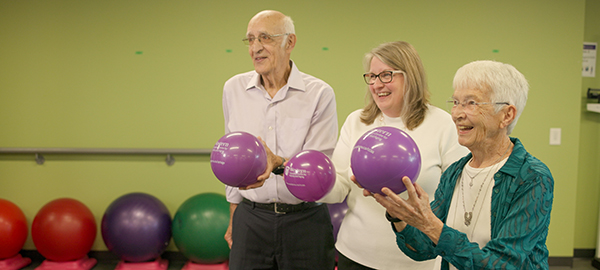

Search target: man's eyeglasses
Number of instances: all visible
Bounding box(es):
[363,70,404,85]
[447,99,509,114]
[243,33,290,46]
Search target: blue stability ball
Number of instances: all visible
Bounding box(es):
[173,193,230,264]
[101,192,172,262]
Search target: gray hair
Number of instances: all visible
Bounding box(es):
[453,60,528,135]
[282,15,295,34]
[281,15,295,48]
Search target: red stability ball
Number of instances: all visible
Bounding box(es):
[32,198,97,262]
[0,199,28,259]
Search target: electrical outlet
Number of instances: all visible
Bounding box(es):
[549,128,561,145]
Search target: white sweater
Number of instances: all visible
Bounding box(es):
[320,106,469,270]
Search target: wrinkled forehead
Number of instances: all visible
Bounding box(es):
[452,87,492,100]
[246,14,284,36]
[454,78,491,92]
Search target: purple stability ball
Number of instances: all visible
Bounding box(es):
[101,193,171,262]
[327,199,348,242]
[210,132,267,187]
[351,126,421,194]
[284,150,335,202]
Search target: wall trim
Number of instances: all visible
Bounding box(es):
[17,250,592,267]
[574,248,596,258]
[548,257,573,267]
[20,250,187,262]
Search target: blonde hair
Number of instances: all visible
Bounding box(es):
[360,41,430,130]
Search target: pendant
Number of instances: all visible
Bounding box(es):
[464,212,473,226]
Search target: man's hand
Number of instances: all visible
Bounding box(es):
[224,203,237,248]
[239,137,283,190]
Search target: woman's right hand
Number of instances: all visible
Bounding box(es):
[350,174,375,197]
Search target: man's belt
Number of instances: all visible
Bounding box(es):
[242,198,321,214]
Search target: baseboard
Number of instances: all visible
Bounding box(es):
[548,257,573,267]
[574,248,596,258]
[20,250,188,262]
[17,249,593,268]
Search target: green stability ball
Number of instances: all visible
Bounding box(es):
[173,193,230,264]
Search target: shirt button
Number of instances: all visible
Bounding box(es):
[269,126,273,130]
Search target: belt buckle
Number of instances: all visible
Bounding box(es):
[274,203,286,214]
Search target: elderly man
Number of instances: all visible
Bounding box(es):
[221,10,338,270]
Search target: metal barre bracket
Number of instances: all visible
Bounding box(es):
[165,154,175,166]
[35,153,45,165]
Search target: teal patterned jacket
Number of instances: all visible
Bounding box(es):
[394,137,554,269]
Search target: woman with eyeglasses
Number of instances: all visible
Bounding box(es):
[369,60,554,269]
[319,41,468,270]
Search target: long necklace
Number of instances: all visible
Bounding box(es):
[453,175,495,238]
[460,165,494,226]
[460,143,511,226]
[468,177,495,235]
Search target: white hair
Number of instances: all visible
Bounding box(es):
[453,60,529,135]
[280,15,295,48]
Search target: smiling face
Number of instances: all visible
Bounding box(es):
[368,56,405,118]
[451,87,507,151]
[246,12,293,78]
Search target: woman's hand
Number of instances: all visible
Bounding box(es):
[350,174,373,197]
[372,177,444,244]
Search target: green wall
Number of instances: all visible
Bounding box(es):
[0,0,593,257]
[577,0,600,250]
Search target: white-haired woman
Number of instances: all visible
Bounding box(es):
[370,60,554,269]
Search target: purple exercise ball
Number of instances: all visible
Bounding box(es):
[351,126,421,194]
[101,193,171,262]
[327,199,348,242]
[284,150,335,202]
[210,131,267,187]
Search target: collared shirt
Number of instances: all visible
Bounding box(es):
[394,137,554,270]
[222,60,338,204]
